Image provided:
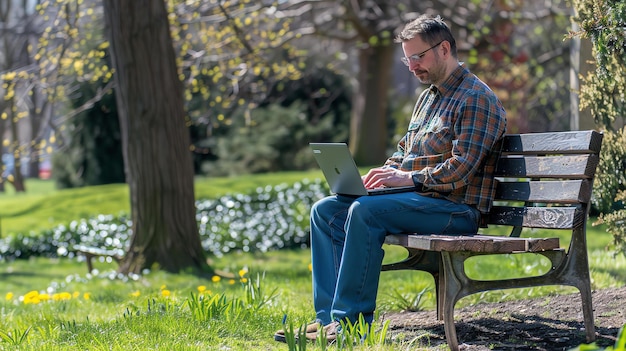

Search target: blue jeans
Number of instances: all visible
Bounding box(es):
[310,192,480,325]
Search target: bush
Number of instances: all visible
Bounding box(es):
[203,102,348,176]
[0,179,329,261]
[572,0,626,255]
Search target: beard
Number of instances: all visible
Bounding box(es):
[414,53,447,85]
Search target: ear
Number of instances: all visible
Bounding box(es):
[440,40,451,58]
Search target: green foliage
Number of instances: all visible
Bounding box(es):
[574,0,626,128]
[185,274,277,324]
[281,320,310,351]
[0,180,328,260]
[572,0,626,255]
[205,102,348,176]
[381,287,430,313]
[279,314,391,351]
[592,129,626,213]
[52,78,124,189]
[0,326,31,346]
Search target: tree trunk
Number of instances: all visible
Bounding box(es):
[350,44,395,166]
[8,97,25,192]
[103,0,206,274]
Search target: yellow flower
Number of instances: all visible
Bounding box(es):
[5,292,13,301]
[73,291,80,298]
[308,263,313,272]
[38,293,51,301]
[161,289,171,297]
[24,290,39,299]
[130,290,141,297]
[83,293,91,300]
[238,268,248,278]
[197,285,207,293]
[228,279,235,285]
[23,290,40,304]
[160,285,167,290]
[240,278,248,284]
[53,292,72,301]
[24,296,40,304]
[211,275,221,283]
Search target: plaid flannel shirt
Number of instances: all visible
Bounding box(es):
[384,64,507,214]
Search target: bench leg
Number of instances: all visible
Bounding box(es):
[84,253,95,273]
[440,251,466,351]
[580,282,596,342]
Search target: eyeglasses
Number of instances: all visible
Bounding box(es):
[400,41,443,66]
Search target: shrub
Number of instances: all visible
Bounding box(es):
[204,102,348,176]
[0,179,328,261]
[572,0,626,255]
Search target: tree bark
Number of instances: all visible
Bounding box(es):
[102,0,206,274]
[350,44,395,165]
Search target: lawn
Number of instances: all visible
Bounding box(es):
[0,175,624,350]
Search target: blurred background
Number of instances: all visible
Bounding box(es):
[0,0,603,193]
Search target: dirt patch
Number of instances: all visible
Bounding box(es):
[383,287,626,350]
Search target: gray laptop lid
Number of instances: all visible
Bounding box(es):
[310,143,415,196]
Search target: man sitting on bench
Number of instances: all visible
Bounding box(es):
[274,13,507,343]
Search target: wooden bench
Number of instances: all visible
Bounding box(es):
[382,130,603,351]
[73,245,123,273]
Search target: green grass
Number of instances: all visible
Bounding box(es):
[0,173,624,350]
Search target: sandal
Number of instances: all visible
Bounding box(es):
[274,321,320,343]
[305,321,341,343]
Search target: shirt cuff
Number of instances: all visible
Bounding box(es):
[411,172,425,192]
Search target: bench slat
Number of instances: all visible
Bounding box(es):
[384,234,560,253]
[501,130,603,155]
[495,179,591,203]
[494,154,599,179]
[487,205,585,229]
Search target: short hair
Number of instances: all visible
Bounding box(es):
[395,14,457,58]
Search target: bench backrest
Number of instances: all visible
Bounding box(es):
[487,130,603,236]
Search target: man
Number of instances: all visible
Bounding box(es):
[276,13,507,343]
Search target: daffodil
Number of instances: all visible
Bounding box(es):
[238,268,248,278]
[23,290,40,304]
[53,292,72,301]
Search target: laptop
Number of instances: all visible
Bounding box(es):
[310,143,417,196]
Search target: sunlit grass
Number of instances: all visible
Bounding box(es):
[1,244,624,350]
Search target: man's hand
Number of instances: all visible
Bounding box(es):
[362,167,414,189]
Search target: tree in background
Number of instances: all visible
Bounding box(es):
[571,0,626,255]
[244,0,575,163]
[0,1,39,192]
[102,0,205,274]
[2,1,580,178]
[51,77,124,188]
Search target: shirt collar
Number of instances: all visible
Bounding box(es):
[430,63,468,97]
